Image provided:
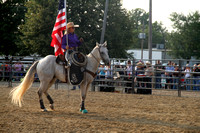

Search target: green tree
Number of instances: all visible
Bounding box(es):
[0,0,26,55]
[67,0,133,58]
[20,0,133,58]
[152,21,166,48]
[104,0,133,58]
[19,0,57,56]
[168,11,200,59]
[129,8,149,49]
[128,8,167,50]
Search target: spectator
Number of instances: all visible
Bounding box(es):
[172,64,179,89]
[193,64,200,91]
[165,61,174,89]
[184,64,191,90]
[98,64,106,79]
[4,62,11,81]
[105,65,112,79]
[154,60,162,89]
[134,61,144,88]
[125,60,133,93]
[144,61,154,88]
[98,64,106,88]
[13,61,23,81]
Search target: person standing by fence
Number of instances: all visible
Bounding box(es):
[13,61,23,81]
[154,60,162,89]
[144,61,154,88]
[134,61,144,88]
[165,61,174,89]
[125,60,133,93]
[172,64,180,89]
[184,64,191,90]
[193,64,200,91]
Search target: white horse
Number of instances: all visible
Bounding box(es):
[10,42,110,113]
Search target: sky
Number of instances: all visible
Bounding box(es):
[122,0,200,31]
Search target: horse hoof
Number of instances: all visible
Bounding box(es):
[82,109,88,114]
[49,104,54,110]
[41,108,48,112]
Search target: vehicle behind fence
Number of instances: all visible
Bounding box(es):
[1,56,200,97]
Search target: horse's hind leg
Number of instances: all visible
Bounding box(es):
[44,77,57,110]
[38,82,49,112]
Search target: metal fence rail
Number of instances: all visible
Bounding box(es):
[1,56,200,97]
[93,58,200,97]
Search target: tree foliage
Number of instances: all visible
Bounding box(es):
[19,0,57,56]
[0,0,27,55]
[168,11,200,59]
[18,0,133,57]
[4,0,198,60]
[67,0,133,58]
[128,8,167,49]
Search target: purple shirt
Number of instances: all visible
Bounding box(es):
[61,33,82,50]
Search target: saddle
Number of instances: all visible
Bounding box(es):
[56,52,87,85]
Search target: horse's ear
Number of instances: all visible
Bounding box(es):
[96,42,99,46]
[103,41,107,47]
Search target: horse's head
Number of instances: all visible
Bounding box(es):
[97,41,110,66]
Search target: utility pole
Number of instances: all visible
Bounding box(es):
[141,20,145,60]
[148,0,152,61]
[100,0,109,44]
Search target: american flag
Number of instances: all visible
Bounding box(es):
[51,0,66,56]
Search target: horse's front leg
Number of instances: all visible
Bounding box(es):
[80,82,90,114]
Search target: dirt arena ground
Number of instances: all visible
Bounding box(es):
[0,85,200,133]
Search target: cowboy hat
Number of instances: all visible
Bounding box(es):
[186,64,190,67]
[137,62,143,66]
[145,61,151,65]
[67,22,79,29]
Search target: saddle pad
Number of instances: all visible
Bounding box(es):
[69,63,85,85]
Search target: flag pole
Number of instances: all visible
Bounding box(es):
[64,0,70,98]
[64,0,68,55]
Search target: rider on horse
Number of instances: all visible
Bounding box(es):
[61,22,84,64]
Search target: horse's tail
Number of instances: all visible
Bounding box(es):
[10,61,39,107]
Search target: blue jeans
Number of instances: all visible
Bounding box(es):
[173,77,178,89]
[194,76,200,91]
[186,78,190,90]
[155,73,161,89]
[72,85,80,90]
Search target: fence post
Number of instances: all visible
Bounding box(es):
[131,58,135,94]
[178,60,182,97]
[8,56,13,87]
[91,81,95,91]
